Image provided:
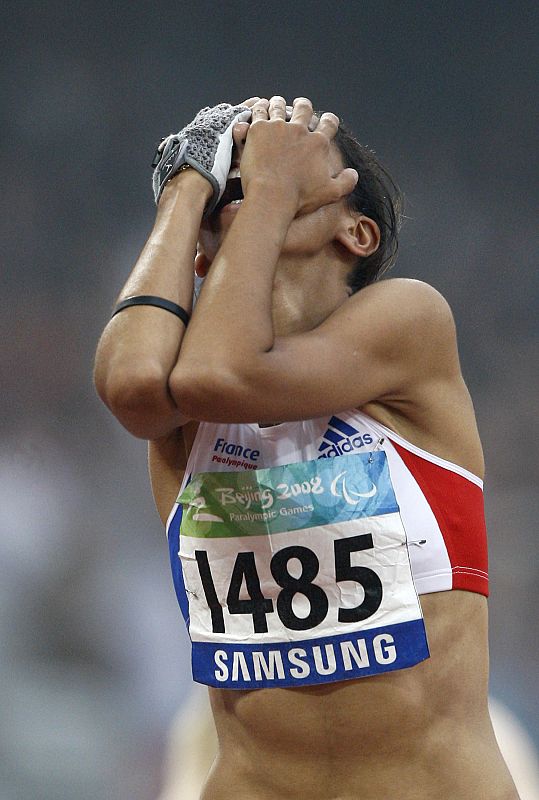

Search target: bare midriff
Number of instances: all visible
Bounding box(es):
[202,592,517,800]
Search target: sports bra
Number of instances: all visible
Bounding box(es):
[165,409,488,688]
[167,409,488,598]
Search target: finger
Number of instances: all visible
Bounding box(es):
[233,121,250,142]
[240,97,260,108]
[268,95,287,120]
[251,98,270,122]
[315,112,340,139]
[332,168,359,199]
[285,105,317,129]
[290,97,314,126]
[157,134,173,153]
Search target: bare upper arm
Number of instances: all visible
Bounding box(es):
[148,427,189,524]
[171,279,460,424]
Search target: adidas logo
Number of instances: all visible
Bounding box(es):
[318,416,373,458]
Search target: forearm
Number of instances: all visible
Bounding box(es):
[169,187,295,419]
[170,183,296,411]
[94,170,210,436]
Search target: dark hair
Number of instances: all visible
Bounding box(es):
[333,122,404,293]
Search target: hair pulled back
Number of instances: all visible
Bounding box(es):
[333,122,403,293]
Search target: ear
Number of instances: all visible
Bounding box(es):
[194,251,211,278]
[335,213,380,259]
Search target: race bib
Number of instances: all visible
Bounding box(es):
[177,451,429,689]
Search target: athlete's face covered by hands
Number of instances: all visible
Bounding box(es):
[197,96,372,271]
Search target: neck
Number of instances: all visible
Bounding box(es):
[271,251,351,336]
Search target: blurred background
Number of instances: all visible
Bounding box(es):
[1,1,537,798]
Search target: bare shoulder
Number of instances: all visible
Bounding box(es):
[336,278,457,368]
[358,281,481,472]
[353,278,454,322]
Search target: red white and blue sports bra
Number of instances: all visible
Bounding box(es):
[168,409,488,597]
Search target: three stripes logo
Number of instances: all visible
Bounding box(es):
[318,416,374,458]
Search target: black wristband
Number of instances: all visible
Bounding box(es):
[111,295,190,326]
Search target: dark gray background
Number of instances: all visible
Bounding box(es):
[1,2,537,798]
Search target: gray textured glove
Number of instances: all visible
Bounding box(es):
[151,103,252,214]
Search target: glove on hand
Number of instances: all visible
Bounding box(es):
[151,103,252,214]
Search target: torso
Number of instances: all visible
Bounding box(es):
[149,395,517,799]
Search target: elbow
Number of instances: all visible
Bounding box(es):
[95,364,176,439]
[95,362,162,411]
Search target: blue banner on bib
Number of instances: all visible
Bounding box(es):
[192,619,428,689]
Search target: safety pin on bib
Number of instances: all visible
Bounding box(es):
[368,437,386,463]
